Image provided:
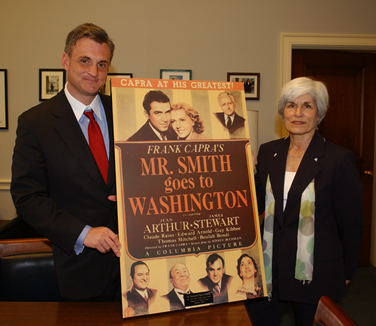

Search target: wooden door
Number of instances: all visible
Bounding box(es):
[292,49,376,267]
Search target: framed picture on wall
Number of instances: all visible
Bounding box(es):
[227,72,260,100]
[100,73,133,96]
[0,69,8,129]
[160,69,192,80]
[39,69,66,101]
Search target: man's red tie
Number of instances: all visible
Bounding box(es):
[84,109,108,184]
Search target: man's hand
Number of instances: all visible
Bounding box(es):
[346,280,350,286]
[108,195,116,202]
[83,227,121,257]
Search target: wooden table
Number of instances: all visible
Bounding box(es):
[0,301,252,325]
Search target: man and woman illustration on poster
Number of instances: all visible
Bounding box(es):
[126,89,246,142]
[124,252,263,317]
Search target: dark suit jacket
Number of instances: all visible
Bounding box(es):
[255,131,363,304]
[214,112,245,133]
[161,289,186,311]
[11,90,118,299]
[126,286,157,315]
[128,121,177,141]
[197,273,233,303]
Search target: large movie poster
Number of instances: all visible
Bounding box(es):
[112,78,266,318]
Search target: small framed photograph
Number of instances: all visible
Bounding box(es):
[39,69,66,101]
[0,69,8,129]
[160,69,192,80]
[227,72,260,100]
[101,73,133,96]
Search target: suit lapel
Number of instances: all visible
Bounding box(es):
[220,113,226,125]
[268,137,290,225]
[100,93,115,188]
[283,132,324,220]
[52,91,108,190]
[145,122,162,141]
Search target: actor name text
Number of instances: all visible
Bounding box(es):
[143,216,240,234]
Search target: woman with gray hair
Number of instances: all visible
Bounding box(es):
[244,77,363,325]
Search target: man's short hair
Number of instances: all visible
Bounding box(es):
[130,261,148,279]
[206,253,225,269]
[143,90,170,114]
[218,92,235,104]
[64,23,115,61]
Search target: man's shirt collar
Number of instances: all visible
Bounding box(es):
[148,121,165,141]
[64,83,102,122]
[135,287,149,300]
[225,113,235,123]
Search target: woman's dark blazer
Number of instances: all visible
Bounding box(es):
[255,131,363,304]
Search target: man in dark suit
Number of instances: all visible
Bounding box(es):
[128,90,177,141]
[214,92,245,133]
[244,78,254,94]
[125,261,157,315]
[11,23,121,301]
[162,263,191,311]
[198,253,233,304]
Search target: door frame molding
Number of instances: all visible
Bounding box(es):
[278,33,376,137]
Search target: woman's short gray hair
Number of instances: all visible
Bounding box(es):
[278,77,329,126]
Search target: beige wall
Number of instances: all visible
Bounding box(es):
[1,0,376,263]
